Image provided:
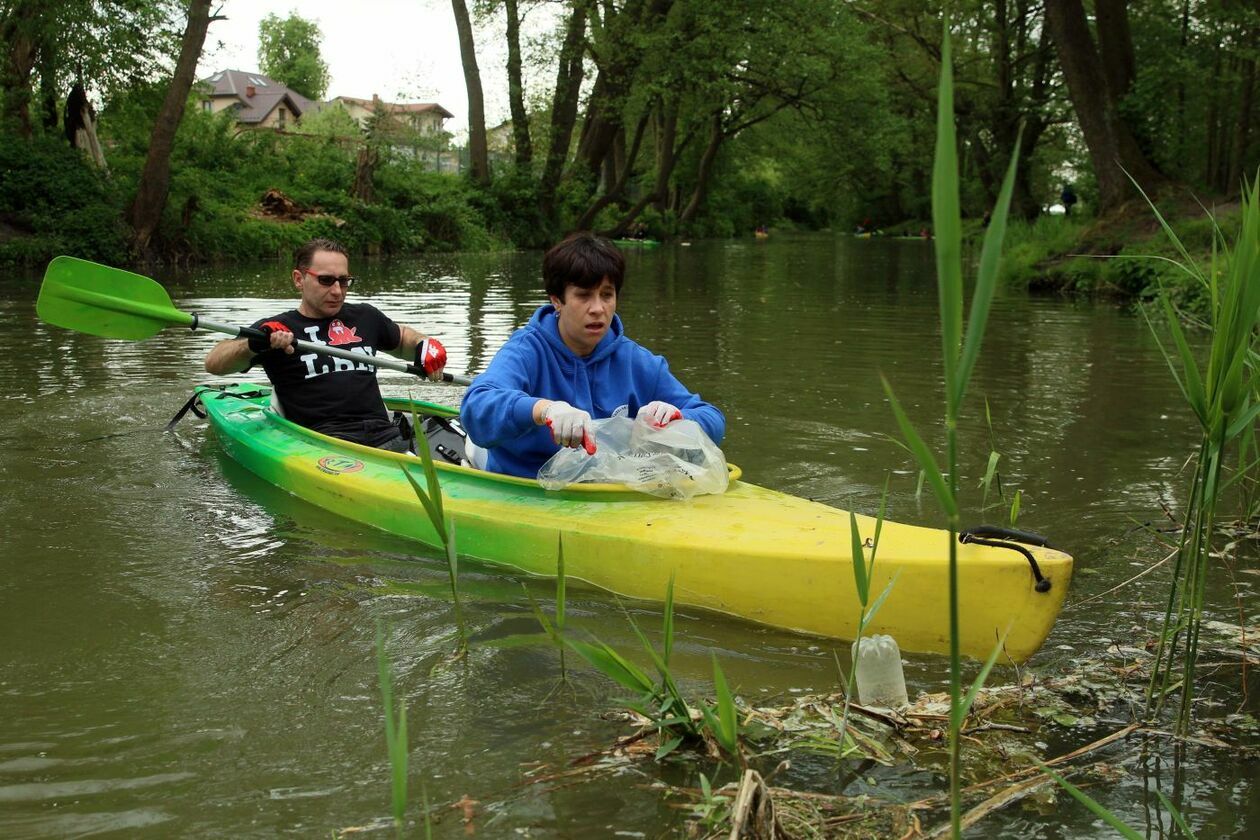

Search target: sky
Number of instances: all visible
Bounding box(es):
[197,0,522,138]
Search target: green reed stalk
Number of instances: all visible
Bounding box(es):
[376,625,409,837]
[1139,176,1260,734]
[402,401,466,651]
[837,479,896,757]
[556,535,567,678]
[881,21,1024,837]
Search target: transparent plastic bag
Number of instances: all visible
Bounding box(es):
[537,416,729,500]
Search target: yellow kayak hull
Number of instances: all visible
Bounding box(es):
[199,384,1072,662]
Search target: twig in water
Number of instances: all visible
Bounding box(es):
[961,722,1031,736]
[1073,548,1177,607]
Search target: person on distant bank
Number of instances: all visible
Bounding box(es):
[460,232,725,478]
[204,237,448,452]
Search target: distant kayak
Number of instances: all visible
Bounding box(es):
[613,238,661,248]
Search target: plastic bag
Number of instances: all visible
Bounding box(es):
[537,416,729,500]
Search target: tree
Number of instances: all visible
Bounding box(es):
[126,0,220,258]
[451,0,489,184]
[1,0,178,138]
[538,0,589,226]
[504,0,532,168]
[257,12,329,100]
[1043,0,1163,210]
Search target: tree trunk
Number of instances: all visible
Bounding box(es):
[504,0,532,167]
[126,0,217,259]
[575,70,617,176]
[575,113,648,230]
[652,103,678,213]
[679,114,724,224]
[1225,56,1255,195]
[1094,0,1136,104]
[351,144,378,202]
[451,0,489,185]
[1043,0,1163,210]
[1204,44,1222,188]
[1,0,40,137]
[37,44,56,131]
[65,81,108,172]
[539,0,589,227]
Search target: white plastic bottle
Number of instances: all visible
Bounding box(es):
[852,634,909,709]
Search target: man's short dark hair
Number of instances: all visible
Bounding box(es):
[542,232,625,300]
[294,237,349,270]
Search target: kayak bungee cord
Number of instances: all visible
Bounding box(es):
[958,525,1057,592]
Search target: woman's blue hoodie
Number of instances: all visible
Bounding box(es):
[460,304,725,478]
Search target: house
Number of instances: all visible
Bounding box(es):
[487,119,515,155]
[331,95,453,136]
[199,69,314,130]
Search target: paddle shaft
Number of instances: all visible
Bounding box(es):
[199,317,472,386]
[38,257,472,386]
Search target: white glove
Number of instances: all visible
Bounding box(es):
[636,400,682,428]
[543,401,596,454]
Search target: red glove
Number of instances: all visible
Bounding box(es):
[415,337,447,379]
[248,320,291,353]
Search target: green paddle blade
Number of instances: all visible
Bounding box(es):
[37,256,193,340]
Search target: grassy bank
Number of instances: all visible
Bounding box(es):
[996,192,1244,314]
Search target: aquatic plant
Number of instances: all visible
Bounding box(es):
[836,478,898,756]
[1140,175,1260,733]
[565,575,747,762]
[880,20,1024,837]
[375,624,410,838]
[401,400,466,652]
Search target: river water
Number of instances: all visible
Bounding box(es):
[1,234,1255,837]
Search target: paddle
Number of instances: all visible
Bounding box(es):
[36,256,473,386]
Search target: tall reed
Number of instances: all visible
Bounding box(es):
[837,479,897,755]
[1141,177,1260,733]
[401,402,466,651]
[880,21,1023,836]
[376,625,410,837]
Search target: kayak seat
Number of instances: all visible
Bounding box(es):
[414,414,470,466]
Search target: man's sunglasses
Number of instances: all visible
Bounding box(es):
[302,269,355,288]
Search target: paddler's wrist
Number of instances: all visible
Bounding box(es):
[532,399,553,425]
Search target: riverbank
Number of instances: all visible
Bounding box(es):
[874,192,1241,314]
[999,193,1241,314]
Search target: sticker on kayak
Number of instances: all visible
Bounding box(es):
[317,455,365,475]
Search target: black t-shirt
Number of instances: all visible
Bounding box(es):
[250,303,402,436]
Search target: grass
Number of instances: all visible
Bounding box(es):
[375,625,412,838]
[400,399,466,655]
[1140,176,1260,734]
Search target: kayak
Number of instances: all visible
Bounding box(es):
[613,238,661,248]
[194,383,1072,662]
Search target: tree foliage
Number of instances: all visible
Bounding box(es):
[257,12,330,100]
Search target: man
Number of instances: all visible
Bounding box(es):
[204,237,448,452]
[460,231,724,478]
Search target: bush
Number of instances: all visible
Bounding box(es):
[0,135,128,265]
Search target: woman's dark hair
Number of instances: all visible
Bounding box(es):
[542,232,625,300]
[294,237,349,270]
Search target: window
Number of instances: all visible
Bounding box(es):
[202,100,212,113]
[277,107,286,129]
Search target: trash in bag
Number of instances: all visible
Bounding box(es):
[537,415,729,500]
